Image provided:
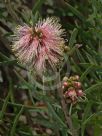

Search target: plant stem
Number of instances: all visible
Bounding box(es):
[57,73,77,136]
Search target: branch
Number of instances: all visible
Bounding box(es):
[57,74,77,136]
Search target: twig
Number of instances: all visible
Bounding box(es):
[57,73,77,136]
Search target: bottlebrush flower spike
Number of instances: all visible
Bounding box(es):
[11,17,65,75]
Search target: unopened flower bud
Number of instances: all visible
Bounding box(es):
[63,76,68,82]
[63,82,68,87]
[75,75,80,80]
[74,82,81,88]
[68,89,76,97]
[67,89,77,101]
[77,90,84,97]
[64,46,70,52]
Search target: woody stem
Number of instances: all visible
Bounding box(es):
[57,73,77,136]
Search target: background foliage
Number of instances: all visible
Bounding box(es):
[0,0,102,136]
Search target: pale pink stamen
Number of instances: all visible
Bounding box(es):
[11,17,65,75]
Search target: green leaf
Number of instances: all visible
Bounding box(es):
[32,0,45,25]
[81,102,92,136]
[82,49,98,65]
[0,60,16,66]
[18,131,32,136]
[69,28,78,47]
[76,49,86,63]
[64,1,85,22]
[10,106,24,136]
[0,52,25,70]
[80,65,94,82]
[0,91,10,121]
[71,58,82,74]
[32,0,45,15]
[85,82,102,94]
[46,102,67,129]
[14,70,56,104]
[32,117,60,130]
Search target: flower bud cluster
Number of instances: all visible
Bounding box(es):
[62,75,85,104]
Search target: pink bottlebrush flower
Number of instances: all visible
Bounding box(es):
[12,17,65,74]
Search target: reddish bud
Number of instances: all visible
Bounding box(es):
[74,82,81,88]
[68,89,77,102]
[68,89,77,97]
[63,82,68,87]
[77,90,84,97]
